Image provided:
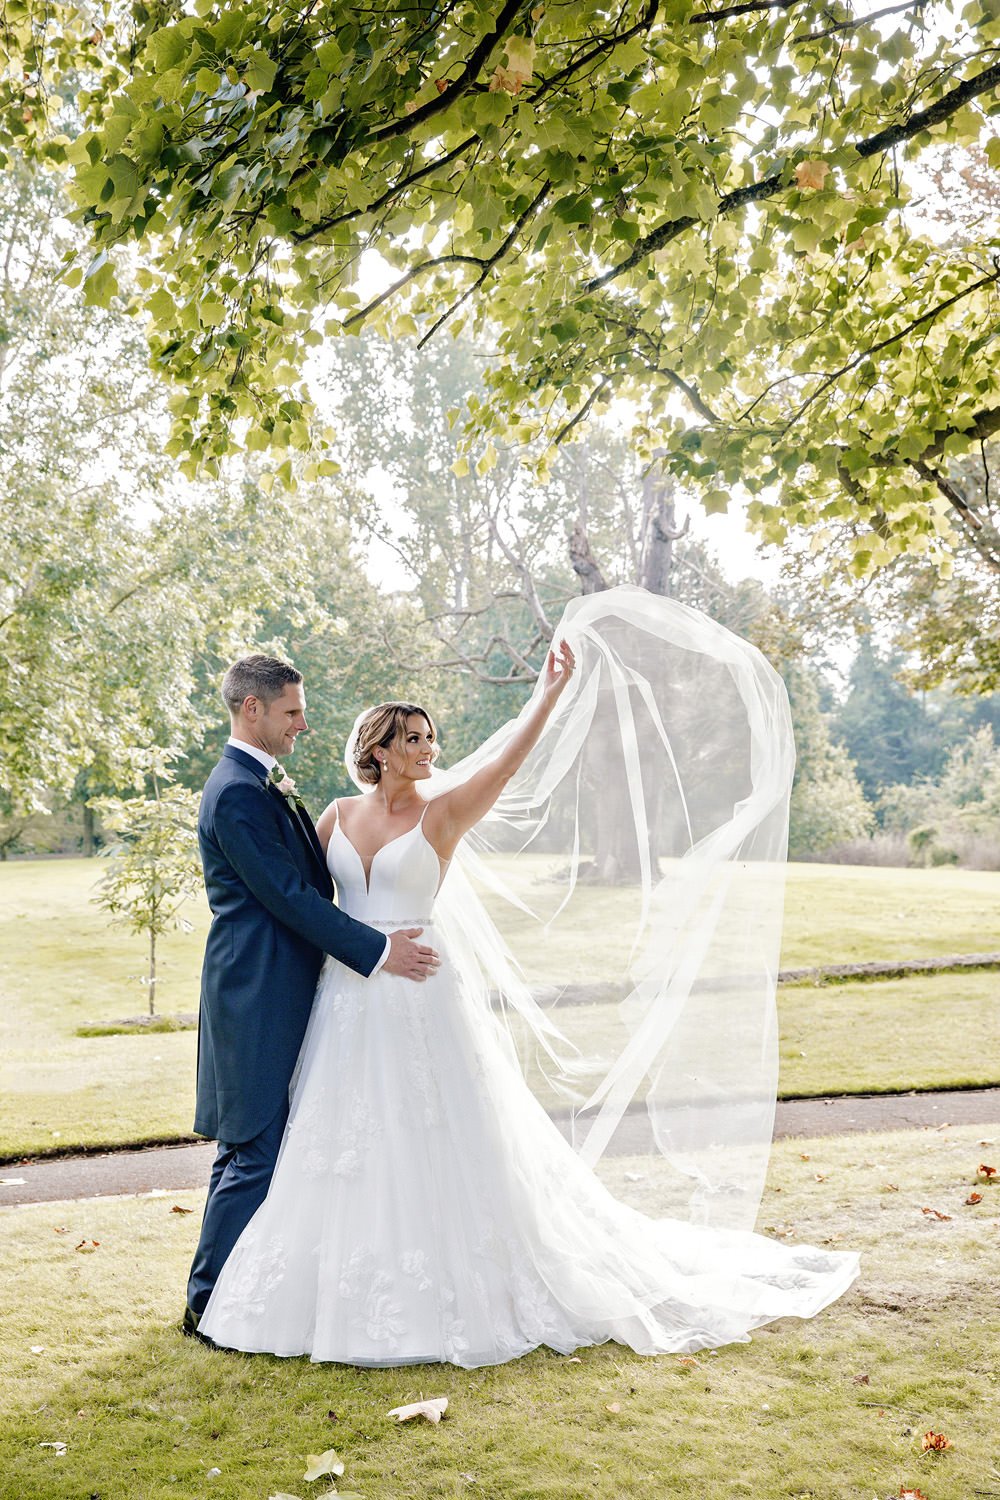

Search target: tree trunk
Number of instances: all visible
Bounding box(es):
[569,521,609,593]
[82,802,96,858]
[639,468,688,596]
[148,928,157,1017]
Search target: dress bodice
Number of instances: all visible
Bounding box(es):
[326,805,442,925]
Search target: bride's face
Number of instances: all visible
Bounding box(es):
[385,714,435,781]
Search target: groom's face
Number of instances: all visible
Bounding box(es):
[249,682,309,759]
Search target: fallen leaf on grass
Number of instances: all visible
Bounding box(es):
[303,1450,345,1482]
[75,1239,101,1252]
[677,1357,700,1368]
[882,1183,899,1193]
[605,1402,622,1414]
[387,1397,448,1424]
[206,1468,222,1479]
[170,1205,194,1215]
[920,1207,952,1221]
[852,1373,871,1385]
[897,1488,927,1499]
[0,1177,26,1186]
[53,1226,69,1234]
[564,1356,582,1364]
[460,1474,476,1482]
[326,1410,339,1422]
[39,1442,67,1455]
[29,1345,46,1355]
[799,1153,811,1161]
[965,1191,984,1205]
[921,1429,953,1451]
[978,1162,997,1180]
[814,1173,828,1183]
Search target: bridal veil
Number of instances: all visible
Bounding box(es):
[345,584,795,1235]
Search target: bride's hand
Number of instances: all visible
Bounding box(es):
[542,638,575,699]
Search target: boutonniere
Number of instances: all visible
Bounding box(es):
[270,766,303,805]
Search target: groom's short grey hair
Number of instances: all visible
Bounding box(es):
[222,655,303,715]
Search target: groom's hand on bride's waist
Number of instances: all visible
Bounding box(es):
[382,928,441,981]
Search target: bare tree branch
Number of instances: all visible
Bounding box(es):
[485,513,555,635]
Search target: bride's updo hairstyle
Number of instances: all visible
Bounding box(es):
[352,701,439,785]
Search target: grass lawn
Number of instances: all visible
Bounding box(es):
[2,860,999,1160]
[2,1121,998,1499]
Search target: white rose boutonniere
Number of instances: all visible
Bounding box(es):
[270,765,302,804]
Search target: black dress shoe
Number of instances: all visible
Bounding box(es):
[181,1305,218,1347]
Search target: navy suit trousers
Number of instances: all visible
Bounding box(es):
[186,1102,289,1316]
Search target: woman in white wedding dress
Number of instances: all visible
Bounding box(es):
[199,590,859,1367]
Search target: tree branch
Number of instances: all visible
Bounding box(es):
[779,267,1000,437]
[792,0,927,45]
[485,513,554,635]
[856,59,1000,160]
[368,0,525,145]
[291,135,479,244]
[688,0,807,23]
[418,179,550,347]
[586,60,1000,292]
[342,250,485,330]
[912,459,1000,574]
[344,179,549,333]
[552,374,612,445]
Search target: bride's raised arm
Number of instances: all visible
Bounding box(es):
[425,639,575,859]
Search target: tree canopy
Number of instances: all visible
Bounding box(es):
[3,0,998,576]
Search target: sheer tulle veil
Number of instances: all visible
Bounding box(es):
[344,584,795,1233]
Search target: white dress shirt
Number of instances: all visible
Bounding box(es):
[226,736,389,976]
[227,735,277,774]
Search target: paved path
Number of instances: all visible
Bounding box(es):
[2,1087,998,1208]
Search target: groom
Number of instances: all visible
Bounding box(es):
[184,654,439,1336]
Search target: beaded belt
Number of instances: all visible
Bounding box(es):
[366,917,435,928]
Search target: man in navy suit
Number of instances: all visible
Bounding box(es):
[184,654,439,1335]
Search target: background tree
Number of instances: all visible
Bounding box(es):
[0,151,395,840]
[879,726,1000,869]
[785,666,873,858]
[91,773,203,1016]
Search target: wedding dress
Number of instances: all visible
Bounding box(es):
[198,799,859,1367]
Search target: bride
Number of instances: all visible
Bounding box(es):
[198,587,859,1366]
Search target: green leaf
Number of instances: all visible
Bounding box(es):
[245,51,278,94]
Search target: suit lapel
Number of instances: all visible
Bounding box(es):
[267,781,331,888]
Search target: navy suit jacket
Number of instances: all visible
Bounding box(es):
[194,745,386,1143]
